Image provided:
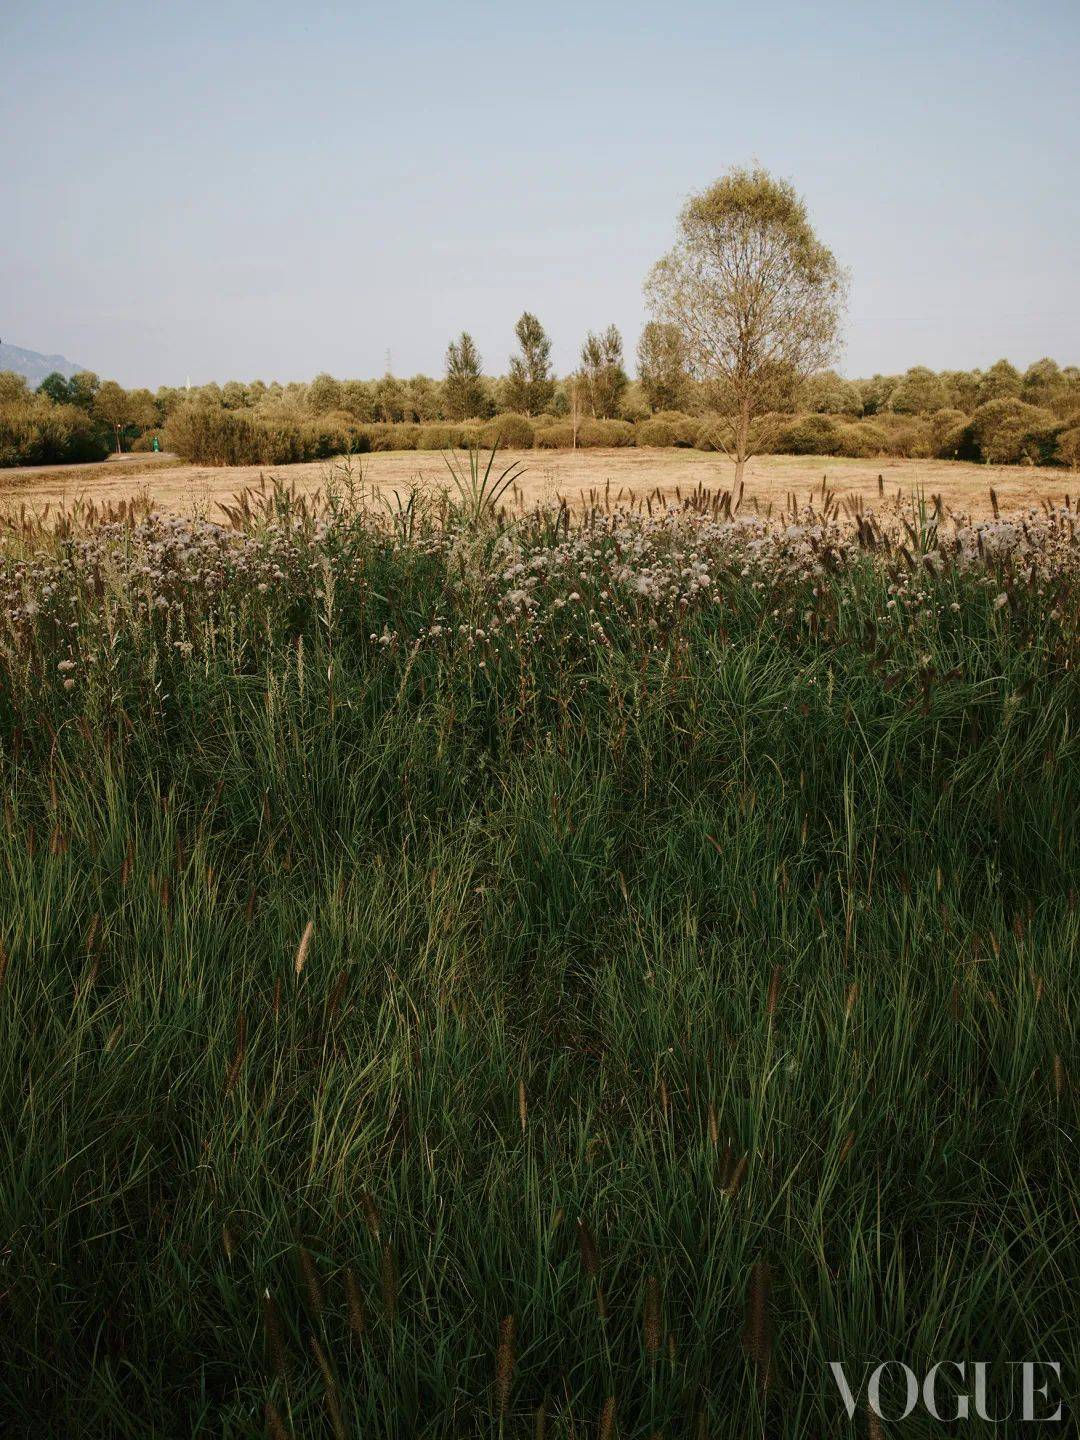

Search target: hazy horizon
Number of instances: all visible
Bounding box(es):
[3,0,1078,390]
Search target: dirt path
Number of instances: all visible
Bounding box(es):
[1,448,1075,520]
[0,453,183,483]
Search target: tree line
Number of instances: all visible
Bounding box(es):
[3,168,1079,469]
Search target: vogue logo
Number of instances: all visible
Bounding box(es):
[829,1361,1064,1423]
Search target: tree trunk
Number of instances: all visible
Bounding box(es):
[733,401,751,489]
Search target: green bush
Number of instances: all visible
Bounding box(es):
[577,418,635,447]
[166,407,269,464]
[0,400,111,467]
[165,406,370,465]
[660,411,700,444]
[364,423,399,453]
[834,422,888,458]
[776,414,842,455]
[479,413,535,449]
[363,422,420,452]
[637,418,679,448]
[416,424,466,450]
[971,399,1061,465]
[638,411,698,447]
[534,422,576,449]
[1056,426,1080,469]
[872,413,932,458]
[929,408,975,460]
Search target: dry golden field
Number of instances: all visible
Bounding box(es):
[1,446,1075,519]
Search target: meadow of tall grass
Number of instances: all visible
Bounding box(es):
[0,461,1075,1436]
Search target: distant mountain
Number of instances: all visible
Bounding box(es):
[0,342,88,386]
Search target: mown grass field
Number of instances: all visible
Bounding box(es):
[0,472,1075,1436]
[1,446,1074,522]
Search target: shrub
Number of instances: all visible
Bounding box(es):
[971,399,1061,465]
[480,413,535,449]
[416,424,466,450]
[872,413,933,458]
[167,407,261,464]
[639,411,698,447]
[165,406,371,465]
[929,408,975,460]
[693,413,783,454]
[0,400,111,467]
[577,418,634,447]
[776,414,842,455]
[1056,426,1080,469]
[637,418,679,448]
[888,366,949,415]
[835,422,888,458]
[800,371,864,415]
[535,423,576,449]
[364,423,399,453]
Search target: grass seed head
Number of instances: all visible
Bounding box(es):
[264,1401,290,1440]
[310,1333,346,1440]
[261,1289,288,1379]
[844,981,859,1021]
[577,1218,600,1278]
[766,964,782,1020]
[380,1241,397,1324]
[294,919,314,977]
[643,1274,662,1363]
[741,1259,773,1394]
[360,1190,382,1239]
[298,1245,323,1317]
[725,1153,748,1199]
[344,1267,365,1343]
[495,1313,516,1415]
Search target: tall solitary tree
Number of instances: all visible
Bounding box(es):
[645,166,847,484]
[443,332,487,420]
[504,312,554,415]
[579,325,627,419]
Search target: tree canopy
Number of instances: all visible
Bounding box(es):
[645,165,847,480]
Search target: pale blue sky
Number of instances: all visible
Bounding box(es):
[3,0,1078,387]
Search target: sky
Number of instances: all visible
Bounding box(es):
[2,0,1078,389]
